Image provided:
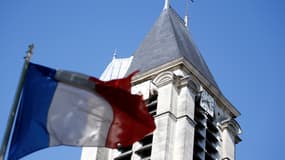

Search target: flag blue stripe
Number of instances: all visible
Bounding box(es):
[8,63,58,160]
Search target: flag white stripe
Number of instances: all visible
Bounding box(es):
[47,83,114,146]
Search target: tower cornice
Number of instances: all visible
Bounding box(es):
[131,58,241,118]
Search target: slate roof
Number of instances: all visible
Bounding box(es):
[100,56,133,81]
[126,7,220,90]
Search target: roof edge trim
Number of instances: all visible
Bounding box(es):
[131,58,241,117]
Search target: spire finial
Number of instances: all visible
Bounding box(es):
[184,0,194,28]
[112,49,117,60]
[164,0,170,10]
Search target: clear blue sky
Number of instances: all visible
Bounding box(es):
[1,0,284,159]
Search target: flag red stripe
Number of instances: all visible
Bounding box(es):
[89,72,155,148]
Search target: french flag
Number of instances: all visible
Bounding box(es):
[8,63,155,160]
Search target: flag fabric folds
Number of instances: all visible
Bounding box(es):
[8,63,155,160]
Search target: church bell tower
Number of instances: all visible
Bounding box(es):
[81,1,242,160]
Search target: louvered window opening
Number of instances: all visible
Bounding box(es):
[193,95,219,160]
[113,93,157,160]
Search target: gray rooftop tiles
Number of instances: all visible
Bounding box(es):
[127,7,219,90]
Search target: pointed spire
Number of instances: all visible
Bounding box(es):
[164,0,170,10]
[127,6,220,90]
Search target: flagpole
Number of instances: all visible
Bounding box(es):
[0,44,34,160]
